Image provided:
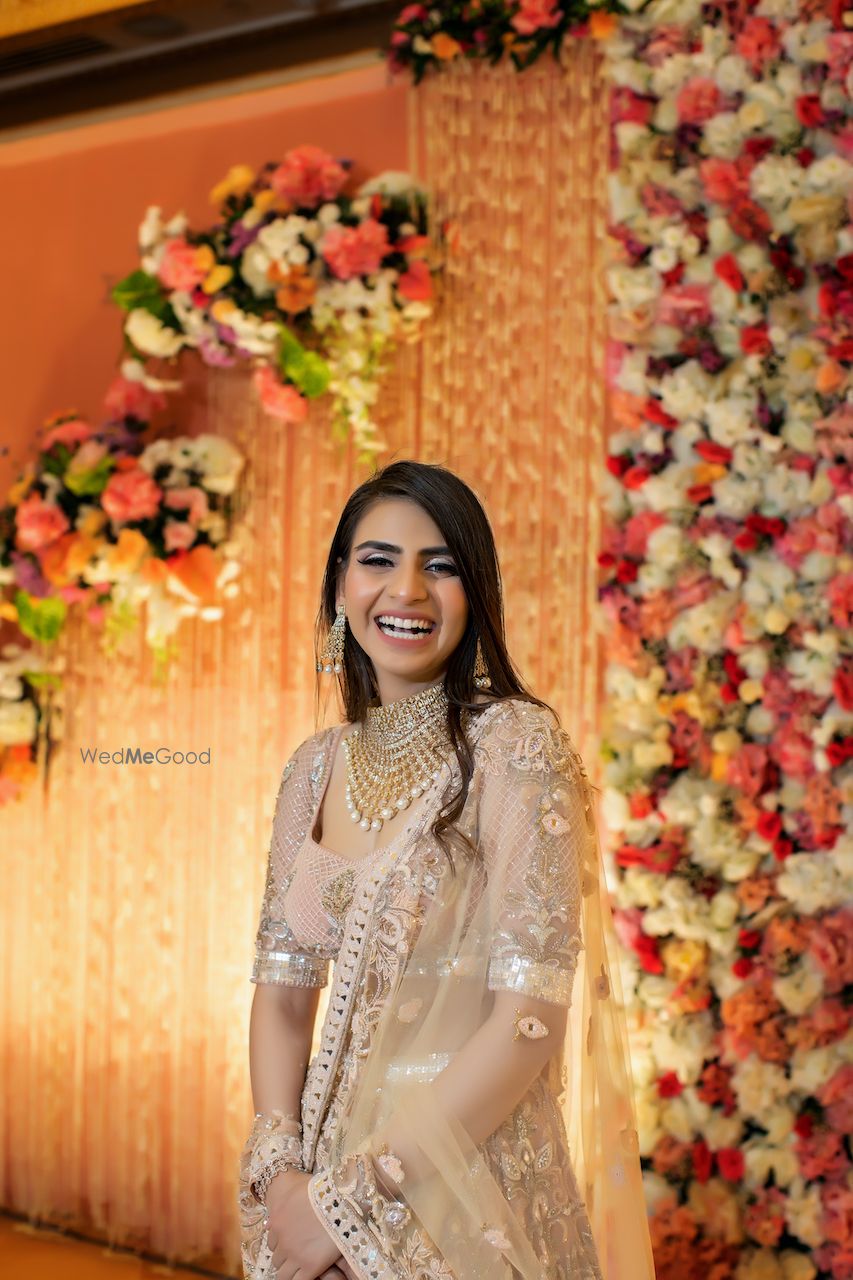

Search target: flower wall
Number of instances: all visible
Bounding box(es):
[597,4,851,1279]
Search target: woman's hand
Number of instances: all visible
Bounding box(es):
[265,1169,342,1280]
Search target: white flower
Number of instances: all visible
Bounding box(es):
[0,698,38,745]
[743,1140,798,1190]
[358,170,423,199]
[732,1057,789,1120]
[784,1181,823,1249]
[125,309,185,358]
[778,852,850,914]
[659,360,714,420]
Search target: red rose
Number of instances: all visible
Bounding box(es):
[657,1072,684,1098]
[732,956,754,978]
[740,324,772,356]
[714,253,745,292]
[756,811,783,842]
[717,1148,745,1181]
[692,1140,713,1183]
[795,94,825,127]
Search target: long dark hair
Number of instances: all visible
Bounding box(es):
[314,460,560,866]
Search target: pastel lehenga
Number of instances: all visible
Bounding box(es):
[238,697,654,1280]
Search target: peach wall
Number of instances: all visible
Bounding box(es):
[0,62,408,495]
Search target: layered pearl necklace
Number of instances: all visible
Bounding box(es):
[343,683,452,832]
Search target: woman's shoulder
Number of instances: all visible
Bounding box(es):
[279,723,338,783]
[468,696,587,782]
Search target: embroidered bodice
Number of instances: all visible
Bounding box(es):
[251,697,589,1006]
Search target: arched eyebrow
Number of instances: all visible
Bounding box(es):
[354,540,452,556]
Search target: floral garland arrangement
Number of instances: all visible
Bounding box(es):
[595,3,852,1279]
[0,641,54,806]
[113,148,435,464]
[0,366,246,682]
[387,0,622,79]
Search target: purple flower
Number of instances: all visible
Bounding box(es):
[10,551,52,598]
[227,221,264,257]
[198,338,237,368]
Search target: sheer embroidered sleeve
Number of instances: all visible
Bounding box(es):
[475,699,591,1007]
[250,731,332,988]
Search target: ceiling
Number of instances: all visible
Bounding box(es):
[0,0,399,129]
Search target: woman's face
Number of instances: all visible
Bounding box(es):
[339,498,469,703]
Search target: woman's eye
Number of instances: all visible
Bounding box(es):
[357,556,456,575]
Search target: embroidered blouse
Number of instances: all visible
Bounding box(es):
[250,698,587,1009]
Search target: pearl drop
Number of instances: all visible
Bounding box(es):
[351,811,362,823]
[396,796,410,810]
[324,663,333,673]
[410,785,422,798]
[359,817,371,831]
[381,808,394,820]
[333,662,341,672]
[371,818,382,830]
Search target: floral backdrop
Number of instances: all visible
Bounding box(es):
[389,0,851,1273]
[594,4,852,1280]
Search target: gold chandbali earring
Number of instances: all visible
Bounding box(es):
[317,603,346,675]
[473,637,491,690]
[343,683,452,832]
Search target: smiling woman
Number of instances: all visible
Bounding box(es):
[238,459,654,1280]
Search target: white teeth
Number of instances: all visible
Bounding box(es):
[377,615,434,632]
[376,615,434,638]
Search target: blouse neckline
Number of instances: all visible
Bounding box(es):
[306,722,446,863]
[305,699,511,864]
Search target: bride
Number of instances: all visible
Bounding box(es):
[238,460,654,1280]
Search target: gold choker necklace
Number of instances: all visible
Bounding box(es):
[343,683,452,832]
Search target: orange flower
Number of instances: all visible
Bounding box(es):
[269,262,317,314]
[38,532,80,585]
[166,543,219,604]
[589,12,617,39]
[815,359,844,393]
[610,388,647,431]
[431,31,461,59]
[106,528,149,575]
[141,557,169,585]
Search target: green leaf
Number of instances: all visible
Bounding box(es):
[64,454,115,496]
[23,670,63,691]
[111,269,164,313]
[276,325,331,399]
[14,591,67,645]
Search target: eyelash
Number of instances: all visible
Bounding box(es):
[358,555,457,576]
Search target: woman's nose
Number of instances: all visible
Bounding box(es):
[390,561,428,600]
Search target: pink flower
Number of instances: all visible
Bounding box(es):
[164,486,209,525]
[253,366,309,423]
[104,373,167,421]
[676,77,724,125]
[397,3,427,21]
[321,218,389,280]
[656,284,712,330]
[157,237,207,291]
[101,467,163,523]
[818,1065,853,1135]
[699,157,748,207]
[822,1181,853,1248]
[270,145,347,208]
[611,88,655,127]
[15,493,70,551]
[397,259,432,301]
[796,1130,848,1180]
[66,439,108,475]
[809,909,853,994]
[735,16,781,71]
[770,722,817,781]
[511,0,562,36]
[164,521,197,552]
[40,417,93,451]
[827,571,853,630]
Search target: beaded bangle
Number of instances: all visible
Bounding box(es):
[246,1112,305,1207]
